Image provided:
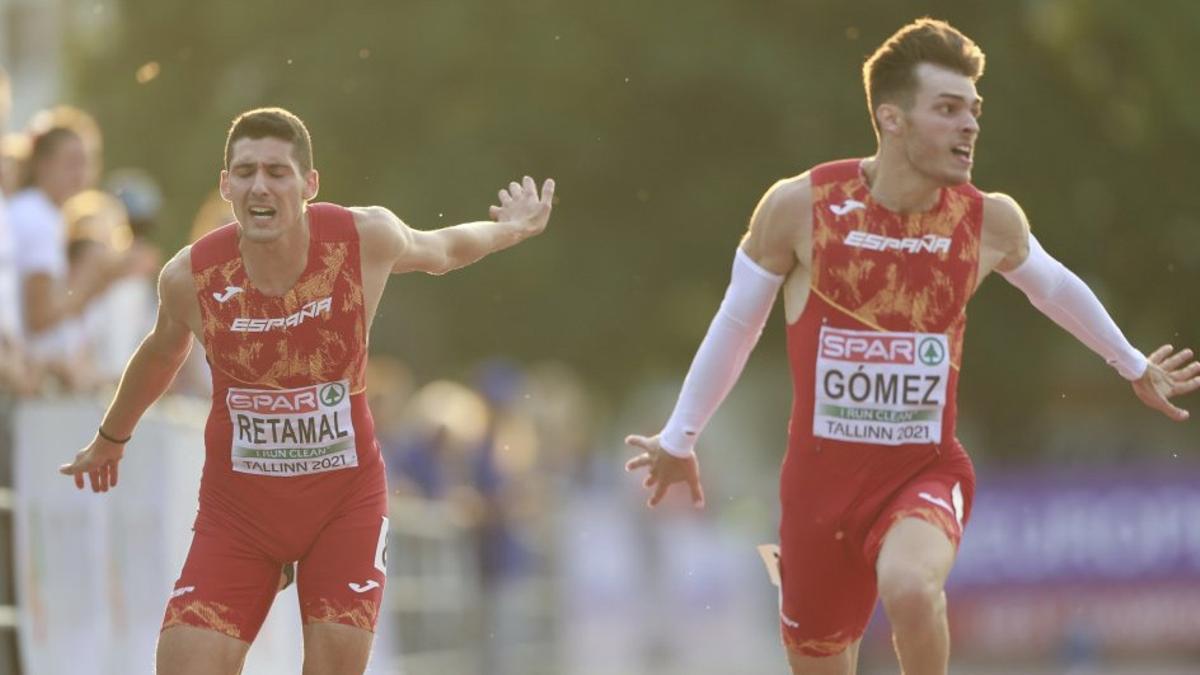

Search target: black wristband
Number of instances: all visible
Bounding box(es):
[97,427,131,444]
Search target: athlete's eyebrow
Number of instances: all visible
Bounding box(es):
[230,160,294,171]
[936,93,983,107]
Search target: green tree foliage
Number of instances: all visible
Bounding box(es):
[69,0,1200,459]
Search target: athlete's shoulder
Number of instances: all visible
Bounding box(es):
[350,205,409,267]
[758,171,813,217]
[348,205,399,231]
[159,246,197,307]
[350,205,405,246]
[980,191,1029,237]
[744,172,813,269]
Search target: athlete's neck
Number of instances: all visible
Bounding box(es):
[861,153,942,214]
[238,211,311,297]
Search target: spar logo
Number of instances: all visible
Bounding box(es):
[918,338,946,366]
[820,332,917,364]
[320,382,346,407]
[227,386,319,414]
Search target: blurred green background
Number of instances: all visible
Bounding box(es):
[65,0,1200,461]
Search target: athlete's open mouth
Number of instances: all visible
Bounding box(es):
[248,206,277,220]
[951,145,972,161]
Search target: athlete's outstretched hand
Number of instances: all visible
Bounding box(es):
[59,434,124,493]
[624,433,705,508]
[488,175,555,237]
[1131,344,1200,421]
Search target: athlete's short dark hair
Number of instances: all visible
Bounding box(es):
[863,18,985,133]
[224,107,313,173]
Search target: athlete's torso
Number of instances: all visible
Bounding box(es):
[189,202,382,534]
[786,159,983,454]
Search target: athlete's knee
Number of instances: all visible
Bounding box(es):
[785,644,854,675]
[157,625,248,675]
[302,621,373,675]
[877,560,945,624]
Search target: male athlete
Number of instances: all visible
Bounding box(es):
[59,107,554,674]
[624,18,1198,675]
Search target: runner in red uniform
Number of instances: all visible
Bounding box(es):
[59,107,555,674]
[625,19,1199,675]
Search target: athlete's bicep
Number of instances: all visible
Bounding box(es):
[740,177,809,277]
[353,206,449,275]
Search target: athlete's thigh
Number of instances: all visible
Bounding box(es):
[296,504,389,631]
[302,621,374,675]
[157,625,250,675]
[863,453,975,571]
[875,517,956,591]
[161,524,282,644]
[786,638,861,675]
[778,495,877,658]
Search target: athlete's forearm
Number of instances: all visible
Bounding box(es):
[96,332,192,440]
[435,219,537,272]
[660,249,784,457]
[1002,234,1145,379]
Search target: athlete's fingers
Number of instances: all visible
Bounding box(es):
[522,175,536,197]
[540,178,556,207]
[1161,348,1194,371]
[624,434,652,452]
[89,470,100,493]
[642,472,658,489]
[1171,374,1200,398]
[648,480,671,508]
[488,205,502,220]
[110,461,119,488]
[1152,393,1189,421]
[97,466,109,492]
[1175,360,1200,376]
[624,453,651,472]
[498,189,512,205]
[1149,344,1174,364]
[509,181,522,199]
[1171,361,1200,381]
[74,471,84,490]
[688,476,706,508]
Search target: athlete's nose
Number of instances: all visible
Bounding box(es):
[250,167,270,195]
[963,112,980,136]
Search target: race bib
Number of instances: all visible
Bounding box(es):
[226,380,358,476]
[813,327,949,446]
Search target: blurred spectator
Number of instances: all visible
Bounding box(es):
[0,66,36,395]
[385,378,489,501]
[7,107,153,390]
[0,131,24,197]
[62,189,158,384]
[106,168,163,240]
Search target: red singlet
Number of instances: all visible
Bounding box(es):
[162,203,388,642]
[777,160,982,655]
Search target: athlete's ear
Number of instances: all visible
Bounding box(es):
[876,103,905,137]
[218,170,232,202]
[303,169,319,202]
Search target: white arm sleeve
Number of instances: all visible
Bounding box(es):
[1000,233,1146,380]
[659,248,784,457]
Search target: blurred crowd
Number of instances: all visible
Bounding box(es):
[0,66,161,398]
